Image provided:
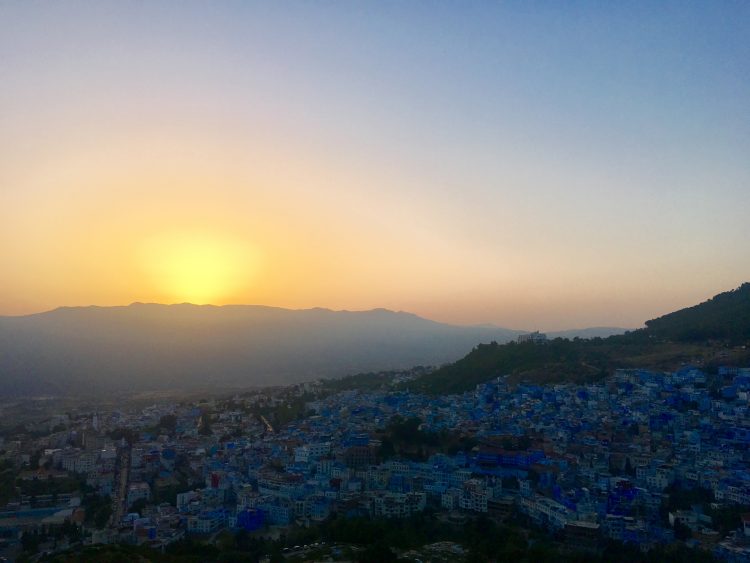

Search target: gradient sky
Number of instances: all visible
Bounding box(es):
[1,2,749,330]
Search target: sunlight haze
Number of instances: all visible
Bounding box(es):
[1,2,749,330]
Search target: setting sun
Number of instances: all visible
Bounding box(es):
[140,233,260,304]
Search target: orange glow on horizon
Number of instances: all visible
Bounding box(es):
[139,232,261,305]
[1,3,748,330]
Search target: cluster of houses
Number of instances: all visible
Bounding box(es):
[2,365,750,560]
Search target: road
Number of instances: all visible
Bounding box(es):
[259,414,275,433]
[110,446,130,527]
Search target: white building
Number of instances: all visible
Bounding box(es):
[460,480,489,513]
[517,331,547,344]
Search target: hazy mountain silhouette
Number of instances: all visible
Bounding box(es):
[0,303,527,397]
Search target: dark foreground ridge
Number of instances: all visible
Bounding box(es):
[410,283,750,394]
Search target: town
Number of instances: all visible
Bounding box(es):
[2,360,750,562]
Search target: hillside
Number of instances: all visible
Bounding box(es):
[0,303,522,397]
[410,284,750,394]
[644,283,750,343]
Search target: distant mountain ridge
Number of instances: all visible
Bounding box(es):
[409,283,750,394]
[2,289,735,398]
[0,303,524,397]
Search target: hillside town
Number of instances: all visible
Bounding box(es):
[2,361,750,561]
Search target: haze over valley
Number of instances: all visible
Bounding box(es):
[0,303,632,397]
[1,303,519,397]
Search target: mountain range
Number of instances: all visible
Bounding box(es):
[0,303,574,398]
[3,283,746,398]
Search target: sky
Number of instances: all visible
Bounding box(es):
[1,2,749,330]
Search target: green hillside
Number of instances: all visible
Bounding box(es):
[644,283,750,343]
[410,284,750,395]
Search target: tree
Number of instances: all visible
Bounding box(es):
[710,504,750,536]
[673,520,693,540]
[357,540,397,563]
[199,415,212,436]
[83,494,112,528]
[624,457,635,476]
[158,414,177,433]
[20,531,40,554]
[107,427,139,444]
[128,498,148,515]
[502,476,520,490]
